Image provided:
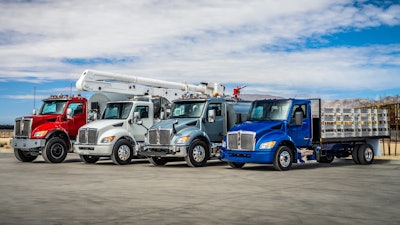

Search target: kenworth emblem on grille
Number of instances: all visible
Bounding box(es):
[20,117,25,135]
[156,128,161,145]
[237,131,241,149]
[85,129,89,142]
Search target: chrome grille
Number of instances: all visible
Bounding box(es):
[14,118,32,138]
[227,131,256,151]
[149,129,172,145]
[78,128,98,144]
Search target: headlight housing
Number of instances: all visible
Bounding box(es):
[175,136,190,144]
[34,130,48,137]
[259,141,276,150]
[101,136,115,143]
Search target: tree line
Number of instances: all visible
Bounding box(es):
[0,125,13,130]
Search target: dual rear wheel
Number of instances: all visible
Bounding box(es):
[352,143,374,165]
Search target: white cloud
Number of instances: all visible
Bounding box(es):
[0,0,399,100]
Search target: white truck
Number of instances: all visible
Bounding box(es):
[73,69,225,165]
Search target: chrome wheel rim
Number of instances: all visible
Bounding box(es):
[364,147,374,162]
[193,145,206,162]
[117,145,131,161]
[279,150,291,168]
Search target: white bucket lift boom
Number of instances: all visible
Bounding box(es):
[76,69,225,101]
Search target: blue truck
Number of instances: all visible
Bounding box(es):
[220,98,389,171]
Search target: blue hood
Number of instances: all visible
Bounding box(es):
[230,120,284,138]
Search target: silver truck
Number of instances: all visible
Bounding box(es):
[140,96,251,167]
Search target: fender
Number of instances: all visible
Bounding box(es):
[32,122,69,138]
[45,128,71,150]
[256,130,291,149]
[100,127,137,146]
[172,126,211,148]
[257,130,297,161]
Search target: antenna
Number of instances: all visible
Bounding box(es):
[33,86,36,110]
[70,82,73,97]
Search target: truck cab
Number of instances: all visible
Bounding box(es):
[74,97,167,165]
[140,97,251,167]
[11,94,87,163]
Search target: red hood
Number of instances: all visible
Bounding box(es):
[19,114,66,137]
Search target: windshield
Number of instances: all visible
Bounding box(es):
[171,101,206,118]
[39,101,67,115]
[102,102,133,119]
[248,100,291,121]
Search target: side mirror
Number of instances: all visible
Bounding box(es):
[32,109,37,115]
[294,111,303,126]
[133,111,140,123]
[160,111,165,120]
[66,108,73,119]
[208,109,215,123]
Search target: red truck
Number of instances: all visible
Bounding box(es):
[11,94,87,163]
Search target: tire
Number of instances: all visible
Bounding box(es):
[227,162,245,169]
[352,144,361,164]
[273,146,293,171]
[80,155,100,164]
[148,157,168,166]
[111,139,133,165]
[318,155,335,164]
[185,139,210,167]
[358,144,374,165]
[14,149,37,162]
[42,137,68,163]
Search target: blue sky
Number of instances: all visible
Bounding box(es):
[0,0,400,124]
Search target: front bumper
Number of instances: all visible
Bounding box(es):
[10,138,46,150]
[74,144,113,156]
[220,150,275,164]
[140,145,187,158]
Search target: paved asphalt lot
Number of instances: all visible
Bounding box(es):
[1,152,400,225]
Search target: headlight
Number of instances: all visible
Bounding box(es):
[34,130,48,137]
[221,140,226,148]
[101,136,115,143]
[175,136,190,144]
[259,141,276,150]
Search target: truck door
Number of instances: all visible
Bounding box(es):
[203,102,224,142]
[132,105,152,142]
[287,103,312,147]
[66,102,86,137]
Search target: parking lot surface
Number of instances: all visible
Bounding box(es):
[1,152,400,225]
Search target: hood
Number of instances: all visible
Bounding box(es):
[150,118,199,131]
[230,120,284,137]
[80,119,124,130]
[18,114,60,131]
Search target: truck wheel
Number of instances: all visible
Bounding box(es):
[273,146,292,171]
[42,137,68,163]
[149,157,168,166]
[80,155,100,164]
[185,139,210,167]
[14,149,37,162]
[318,156,334,163]
[111,139,133,165]
[352,144,361,164]
[227,162,245,169]
[358,144,374,165]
